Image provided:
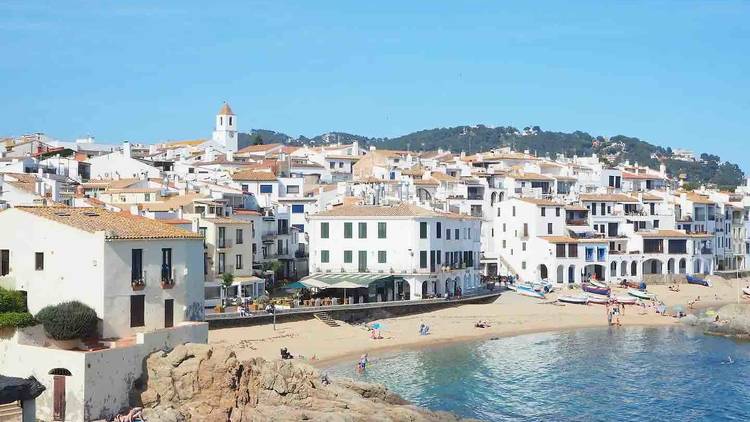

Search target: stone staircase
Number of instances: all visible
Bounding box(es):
[0,402,22,422]
[313,312,340,327]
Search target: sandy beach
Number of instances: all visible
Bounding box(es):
[208,277,750,367]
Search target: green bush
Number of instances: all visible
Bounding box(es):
[0,312,36,329]
[35,301,98,340]
[0,288,26,313]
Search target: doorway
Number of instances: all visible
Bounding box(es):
[165,299,174,328]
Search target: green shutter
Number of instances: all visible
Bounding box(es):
[344,250,352,263]
[321,222,329,239]
[358,222,367,238]
[344,222,352,238]
[321,250,329,263]
[378,222,386,239]
[378,250,387,263]
[420,222,427,238]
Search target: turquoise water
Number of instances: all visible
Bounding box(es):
[326,327,750,421]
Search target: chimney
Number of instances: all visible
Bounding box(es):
[226,150,234,161]
[122,140,131,159]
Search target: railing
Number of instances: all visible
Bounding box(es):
[467,194,483,200]
[217,238,233,249]
[700,248,712,255]
[294,250,308,258]
[131,271,146,291]
[470,209,483,217]
[161,268,176,289]
[261,232,276,242]
[566,219,588,226]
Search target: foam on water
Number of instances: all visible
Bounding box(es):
[327,326,750,421]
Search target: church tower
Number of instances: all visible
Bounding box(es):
[212,102,238,152]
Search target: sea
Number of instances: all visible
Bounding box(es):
[326,327,750,421]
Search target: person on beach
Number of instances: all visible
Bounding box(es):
[357,354,368,373]
[607,309,613,326]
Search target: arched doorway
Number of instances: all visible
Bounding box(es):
[620,261,627,277]
[610,261,617,278]
[693,259,701,274]
[667,258,675,274]
[568,265,576,284]
[631,261,638,276]
[49,368,72,421]
[643,259,663,275]
[585,264,605,281]
[538,264,548,280]
[421,281,428,298]
[490,192,497,207]
[678,258,686,274]
[556,265,564,284]
[416,188,432,202]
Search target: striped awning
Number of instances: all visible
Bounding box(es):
[300,273,392,289]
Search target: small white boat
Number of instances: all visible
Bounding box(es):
[590,280,608,289]
[742,287,750,296]
[628,289,655,300]
[515,283,545,299]
[558,295,588,305]
[614,296,637,305]
[586,295,610,305]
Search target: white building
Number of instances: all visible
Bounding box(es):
[306,203,481,301]
[0,207,207,421]
[212,102,239,152]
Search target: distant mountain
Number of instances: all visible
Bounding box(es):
[242,125,745,188]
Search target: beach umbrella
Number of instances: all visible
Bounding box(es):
[371,322,382,330]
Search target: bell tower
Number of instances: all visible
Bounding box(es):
[212,102,238,152]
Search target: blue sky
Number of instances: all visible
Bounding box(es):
[1,1,748,164]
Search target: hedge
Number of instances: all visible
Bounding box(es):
[35,301,98,340]
[0,287,26,313]
[0,312,36,329]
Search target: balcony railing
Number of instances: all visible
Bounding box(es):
[131,270,146,291]
[217,238,233,249]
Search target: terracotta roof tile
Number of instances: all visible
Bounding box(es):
[311,203,477,220]
[16,206,203,240]
[231,169,277,181]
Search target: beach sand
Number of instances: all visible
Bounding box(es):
[208,277,750,367]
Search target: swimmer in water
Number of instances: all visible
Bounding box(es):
[722,355,734,365]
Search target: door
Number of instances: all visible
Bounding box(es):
[1,249,8,276]
[607,223,618,237]
[53,375,66,421]
[164,299,174,328]
[358,251,367,272]
[130,295,145,327]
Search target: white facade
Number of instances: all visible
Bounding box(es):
[212,102,239,152]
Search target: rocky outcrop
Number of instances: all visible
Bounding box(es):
[135,344,476,422]
[682,303,750,339]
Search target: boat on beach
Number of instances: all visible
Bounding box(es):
[620,280,647,290]
[742,287,750,296]
[582,283,611,296]
[586,295,610,305]
[512,283,546,299]
[686,275,711,287]
[558,295,588,305]
[628,289,655,300]
[589,280,608,289]
[613,296,637,305]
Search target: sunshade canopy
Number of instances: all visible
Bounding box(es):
[300,273,392,289]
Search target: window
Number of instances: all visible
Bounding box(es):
[330,162,336,169]
[420,222,428,239]
[130,295,145,328]
[1,250,8,276]
[420,251,427,269]
[35,252,44,271]
[344,250,352,263]
[218,227,226,248]
[436,250,441,265]
[144,193,151,202]
[339,162,344,168]
[512,206,516,217]
[287,186,300,195]
[378,251,387,263]
[229,116,233,125]
[218,253,226,273]
[259,184,273,194]
[430,250,436,271]
[292,224,305,232]
[235,254,243,269]
[277,219,288,235]
[436,222,442,238]
[321,222,329,238]
[653,220,660,229]
[131,249,142,281]
[522,261,526,270]
[522,242,526,251]
[291,204,304,213]
[447,229,451,240]
[358,222,367,238]
[568,244,578,257]
[556,244,566,258]
[161,248,172,281]
[556,207,560,217]
[454,229,459,239]
[547,223,553,235]
[344,222,353,238]
[236,229,243,244]
[378,222,387,239]
[321,250,330,263]
[541,207,546,217]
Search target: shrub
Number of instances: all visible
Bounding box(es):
[0,312,36,329]
[35,301,98,340]
[0,288,26,313]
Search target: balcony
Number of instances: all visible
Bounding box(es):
[700,247,713,255]
[131,271,146,291]
[294,250,308,259]
[161,268,176,289]
[217,239,233,249]
[262,232,276,243]
[566,219,588,226]
[467,194,483,200]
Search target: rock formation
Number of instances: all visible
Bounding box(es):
[135,344,476,422]
[682,303,750,339]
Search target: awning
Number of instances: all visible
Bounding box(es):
[283,281,307,290]
[567,225,594,234]
[300,273,392,289]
